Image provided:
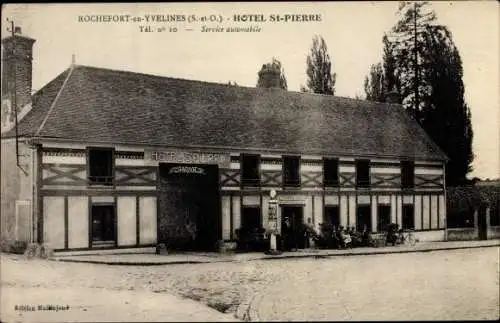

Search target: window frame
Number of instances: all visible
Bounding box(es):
[323,157,339,187]
[282,155,301,187]
[87,147,115,186]
[241,206,263,230]
[401,160,415,189]
[355,159,371,188]
[402,204,415,230]
[356,205,372,232]
[377,204,392,232]
[241,154,261,187]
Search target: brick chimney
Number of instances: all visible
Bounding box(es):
[1,28,36,126]
[385,86,400,104]
[257,62,281,89]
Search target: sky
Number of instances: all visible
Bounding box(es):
[2,2,499,179]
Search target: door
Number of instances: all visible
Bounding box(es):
[281,206,304,250]
[91,204,116,245]
[478,205,487,240]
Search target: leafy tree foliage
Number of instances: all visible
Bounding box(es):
[304,35,336,95]
[364,35,401,103]
[369,1,474,185]
[364,63,385,102]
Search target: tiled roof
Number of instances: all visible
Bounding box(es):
[4,65,446,161]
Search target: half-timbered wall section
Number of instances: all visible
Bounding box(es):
[40,144,157,252]
[38,142,447,251]
[220,154,446,243]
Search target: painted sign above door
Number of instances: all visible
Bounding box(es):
[145,150,231,168]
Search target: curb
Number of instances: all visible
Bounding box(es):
[50,242,499,266]
[51,258,208,266]
[256,243,500,262]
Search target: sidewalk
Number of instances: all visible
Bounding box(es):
[52,239,500,266]
[1,285,238,322]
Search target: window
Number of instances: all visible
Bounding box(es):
[490,201,500,227]
[88,147,114,185]
[241,207,262,230]
[356,205,372,232]
[377,205,391,232]
[356,159,370,188]
[402,204,415,229]
[241,154,261,186]
[283,156,300,187]
[401,161,415,188]
[323,158,339,187]
[324,206,340,229]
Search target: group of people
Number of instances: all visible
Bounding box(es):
[386,224,407,245]
[328,225,370,249]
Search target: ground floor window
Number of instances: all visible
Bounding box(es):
[377,205,391,232]
[241,207,262,231]
[490,203,500,226]
[356,205,371,232]
[324,206,340,229]
[402,204,415,229]
[91,204,116,244]
[238,207,265,252]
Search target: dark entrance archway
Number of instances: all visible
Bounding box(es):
[158,163,221,251]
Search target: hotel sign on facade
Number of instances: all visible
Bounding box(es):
[145,150,231,168]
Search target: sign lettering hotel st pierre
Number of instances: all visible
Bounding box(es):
[145,150,231,168]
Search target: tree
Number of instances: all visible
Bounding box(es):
[388,1,437,121]
[382,34,401,98]
[257,57,288,90]
[304,35,336,95]
[363,35,401,103]
[420,26,474,184]
[382,1,474,185]
[364,63,385,102]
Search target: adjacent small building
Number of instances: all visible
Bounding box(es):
[1,31,450,254]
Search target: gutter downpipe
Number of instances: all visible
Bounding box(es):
[443,160,448,241]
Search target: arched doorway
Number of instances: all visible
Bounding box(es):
[157,163,221,251]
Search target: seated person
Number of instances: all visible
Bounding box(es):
[396,228,405,244]
[386,225,398,246]
[361,229,370,246]
[334,226,343,249]
[340,229,352,248]
[351,229,363,247]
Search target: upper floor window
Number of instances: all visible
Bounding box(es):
[356,159,370,188]
[401,160,415,188]
[283,155,301,187]
[323,158,339,187]
[88,147,114,186]
[241,154,261,186]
